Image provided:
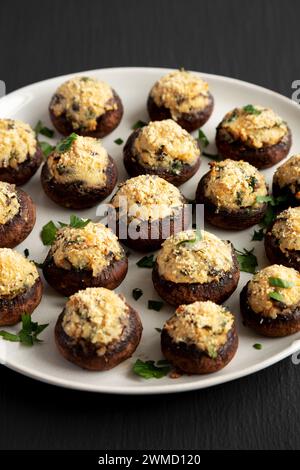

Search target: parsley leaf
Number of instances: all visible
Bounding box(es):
[252,228,265,241]
[114,138,124,145]
[132,120,147,130]
[34,120,54,138]
[243,104,261,115]
[23,248,29,258]
[136,254,155,268]
[198,129,209,148]
[256,194,289,229]
[132,288,143,301]
[56,133,78,153]
[235,247,258,274]
[69,214,90,229]
[41,215,90,245]
[253,343,262,350]
[39,141,55,157]
[0,314,49,346]
[177,230,202,246]
[133,359,171,379]
[269,291,285,302]
[155,327,162,333]
[268,277,295,288]
[148,300,164,311]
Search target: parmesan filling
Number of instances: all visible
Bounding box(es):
[51,222,124,276]
[47,135,109,187]
[62,288,129,355]
[133,120,199,170]
[111,175,184,221]
[0,119,37,169]
[220,106,288,148]
[204,159,267,211]
[157,230,233,284]
[0,182,20,224]
[0,248,39,298]
[273,154,300,197]
[271,207,300,253]
[150,70,210,119]
[164,301,234,358]
[50,76,116,131]
[248,264,300,319]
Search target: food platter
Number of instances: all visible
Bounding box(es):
[0,67,300,394]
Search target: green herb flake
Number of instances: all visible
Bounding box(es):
[132,120,147,130]
[132,288,143,301]
[0,314,49,346]
[69,214,90,229]
[235,247,258,274]
[23,248,29,258]
[253,343,262,350]
[252,228,265,241]
[133,359,170,379]
[155,327,162,333]
[198,129,209,148]
[39,141,55,157]
[269,291,285,302]
[268,277,295,288]
[148,300,164,311]
[114,138,124,145]
[136,254,155,268]
[243,104,262,115]
[41,220,58,246]
[56,133,78,153]
[177,230,202,246]
[34,120,54,138]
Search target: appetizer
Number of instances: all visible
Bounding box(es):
[152,229,240,306]
[147,70,214,132]
[216,105,291,169]
[272,154,300,207]
[41,134,117,209]
[0,119,42,185]
[265,207,300,270]
[110,175,189,251]
[0,248,43,326]
[49,76,123,138]
[43,222,128,296]
[161,301,238,374]
[196,159,268,230]
[55,287,142,370]
[123,119,200,186]
[240,264,300,337]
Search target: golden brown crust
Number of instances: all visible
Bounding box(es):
[0,146,43,185]
[49,91,123,138]
[0,277,43,326]
[0,188,36,248]
[55,303,142,371]
[264,220,300,271]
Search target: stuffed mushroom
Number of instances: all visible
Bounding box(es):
[147,70,214,132]
[55,287,142,371]
[123,119,200,186]
[152,229,240,306]
[43,222,128,296]
[240,264,300,337]
[216,105,291,169]
[161,300,238,374]
[49,76,123,138]
[0,248,43,326]
[196,159,268,229]
[272,154,300,207]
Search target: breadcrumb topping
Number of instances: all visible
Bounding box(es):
[271,207,300,253]
[0,182,20,224]
[0,248,38,298]
[0,119,37,168]
[273,154,300,198]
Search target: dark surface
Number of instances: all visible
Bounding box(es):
[0,0,300,450]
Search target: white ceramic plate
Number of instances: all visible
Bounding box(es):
[0,67,300,395]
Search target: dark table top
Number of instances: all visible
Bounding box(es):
[0,0,300,450]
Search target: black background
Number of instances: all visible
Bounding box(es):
[0,0,300,450]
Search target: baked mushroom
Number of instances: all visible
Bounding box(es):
[216,105,291,169]
[0,119,42,185]
[49,76,123,138]
[123,119,200,186]
[265,207,300,270]
[0,248,43,326]
[55,287,142,371]
[240,264,300,337]
[0,182,36,248]
[152,229,240,306]
[196,159,268,230]
[161,301,238,374]
[43,222,128,296]
[272,154,300,207]
[41,134,117,209]
[147,70,214,132]
[109,175,189,252]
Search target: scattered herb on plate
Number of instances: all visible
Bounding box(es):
[253,343,262,350]
[39,141,55,157]
[133,359,171,379]
[34,120,54,138]
[198,129,209,148]
[0,314,49,346]
[235,247,258,274]
[148,300,164,311]
[132,120,146,130]
[114,138,124,145]
[252,227,265,241]
[23,248,29,258]
[132,288,143,300]
[136,254,155,268]
[155,327,162,333]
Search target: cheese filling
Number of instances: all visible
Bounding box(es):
[204,159,267,211]
[47,135,109,187]
[150,70,210,119]
[0,182,20,224]
[248,264,300,319]
[273,154,300,197]
[111,175,185,221]
[133,120,199,171]
[157,230,233,284]
[50,222,124,276]
[50,76,117,131]
[219,105,288,149]
[0,248,39,298]
[0,119,37,169]
[164,301,234,358]
[62,287,129,354]
[271,207,300,253]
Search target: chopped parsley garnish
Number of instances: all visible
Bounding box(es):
[148,300,164,311]
[136,254,155,268]
[132,288,143,300]
[132,120,147,130]
[0,314,49,346]
[198,129,209,148]
[243,104,261,115]
[171,160,183,175]
[23,248,29,258]
[248,176,258,191]
[155,327,162,333]
[56,133,78,153]
[253,343,262,350]
[41,215,90,245]
[269,291,285,302]
[268,277,294,288]
[252,228,265,241]
[133,359,171,379]
[114,138,124,145]
[39,141,55,157]
[68,214,91,229]
[34,120,54,138]
[254,194,289,233]
[177,230,202,246]
[235,247,258,274]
